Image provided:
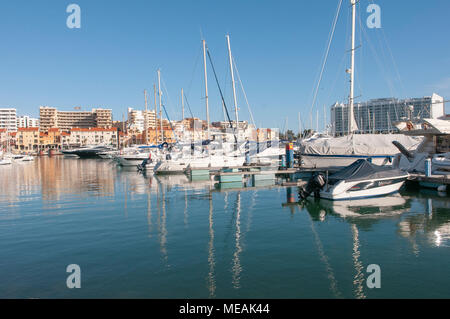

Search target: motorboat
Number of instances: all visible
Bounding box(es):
[299,159,409,201]
[154,153,246,174]
[0,158,12,165]
[432,153,450,172]
[62,145,116,158]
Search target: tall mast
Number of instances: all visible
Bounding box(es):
[226,34,239,134]
[316,110,319,133]
[181,88,185,120]
[298,112,302,138]
[153,84,157,143]
[348,0,356,135]
[158,69,163,144]
[144,89,148,145]
[202,39,210,140]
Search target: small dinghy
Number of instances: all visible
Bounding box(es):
[299,159,408,201]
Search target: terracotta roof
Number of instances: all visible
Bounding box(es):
[71,127,117,132]
[18,127,39,132]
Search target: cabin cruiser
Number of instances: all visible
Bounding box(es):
[114,144,167,167]
[0,157,12,165]
[17,155,34,162]
[299,159,409,201]
[62,145,116,158]
[393,118,450,174]
[154,153,245,174]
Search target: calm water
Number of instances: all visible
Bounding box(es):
[0,157,449,299]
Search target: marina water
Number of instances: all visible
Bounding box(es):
[0,157,449,298]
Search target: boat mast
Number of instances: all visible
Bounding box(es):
[298,112,302,139]
[226,35,239,135]
[144,89,148,145]
[348,0,356,135]
[154,84,158,143]
[202,39,210,141]
[181,88,185,120]
[158,69,163,144]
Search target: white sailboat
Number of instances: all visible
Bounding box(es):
[298,0,422,169]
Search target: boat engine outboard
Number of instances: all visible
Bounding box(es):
[298,173,326,201]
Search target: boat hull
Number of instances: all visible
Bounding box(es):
[319,176,408,200]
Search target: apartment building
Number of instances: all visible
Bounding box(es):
[0,108,18,132]
[127,108,157,132]
[39,106,113,132]
[15,127,40,151]
[331,93,445,135]
[17,116,39,128]
[68,128,118,147]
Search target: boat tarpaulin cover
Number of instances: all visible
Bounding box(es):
[299,134,423,156]
[328,159,407,182]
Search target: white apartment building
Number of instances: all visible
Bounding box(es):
[127,108,157,132]
[68,128,118,147]
[331,93,445,135]
[0,108,18,131]
[17,116,39,128]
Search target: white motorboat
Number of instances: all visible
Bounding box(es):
[299,159,409,201]
[0,158,12,165]
[20,155,34,162]
[432,153,450,172]
[154,154,245,174]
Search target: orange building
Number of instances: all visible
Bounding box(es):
[15,127,40,151]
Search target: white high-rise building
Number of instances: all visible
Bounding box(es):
[17,115,39,128]
[331,93,445,135]
[127,108,157,132]
[0,108,18,131]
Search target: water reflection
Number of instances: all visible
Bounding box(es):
[300,190,450,298]
[207,195,216,298]
[232,192,242,290]
[1,157,450,298]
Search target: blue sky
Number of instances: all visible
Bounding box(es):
[0,0,449,131]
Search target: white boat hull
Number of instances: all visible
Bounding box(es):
[319,175,408,200]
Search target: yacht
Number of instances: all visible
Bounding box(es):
[0,157,12,165]
[62,145,116,158]
[114,145,163,167]
[393,118,450,174]
[299,159,409,201]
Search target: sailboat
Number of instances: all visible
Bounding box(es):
[298,0,422,169]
